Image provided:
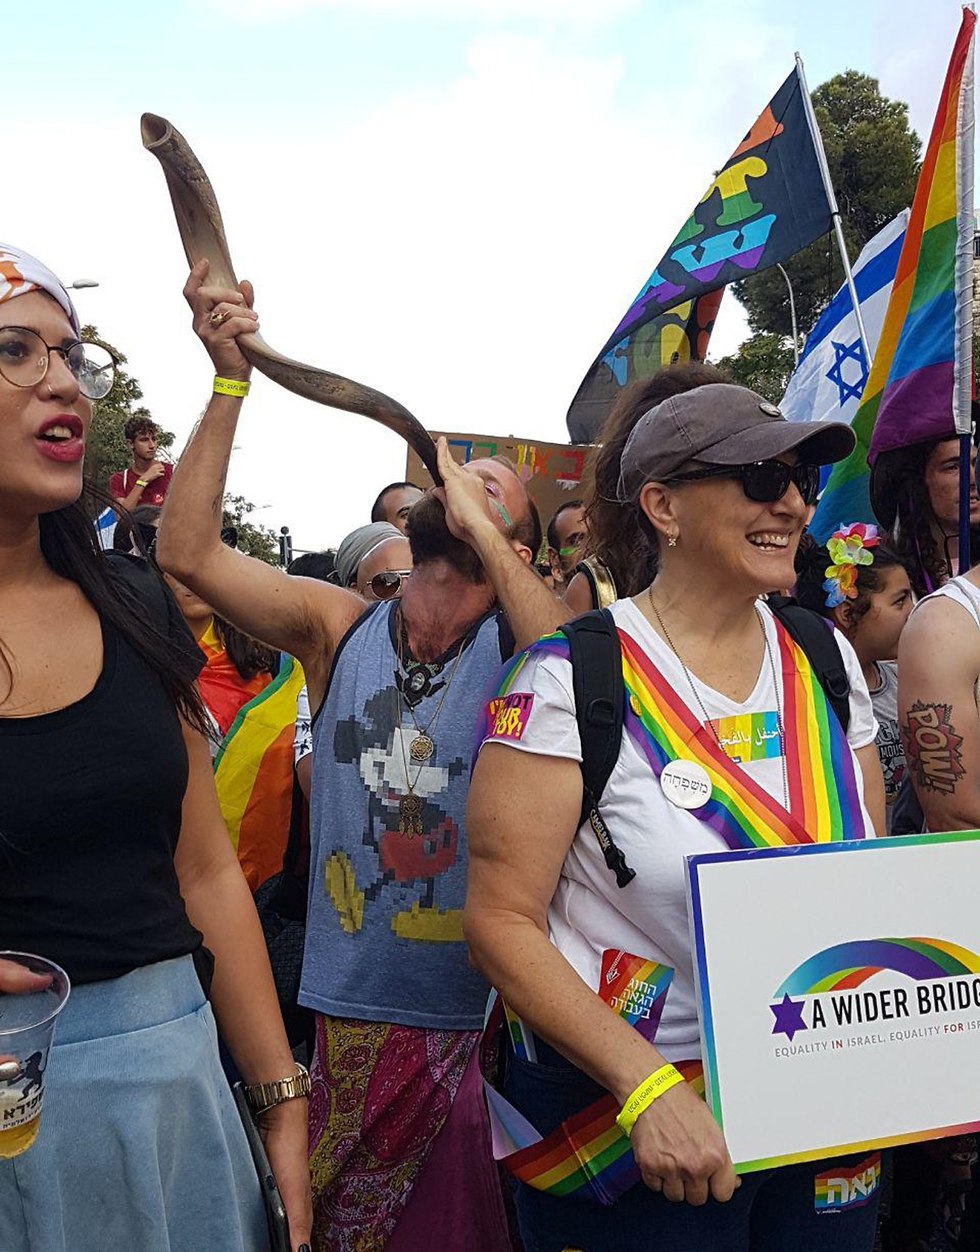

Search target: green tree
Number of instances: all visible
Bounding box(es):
[82,324,174,497]
[734,71,921,339]
[223,494,280,565]
[716,333,796,404]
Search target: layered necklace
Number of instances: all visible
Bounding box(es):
[393,608,468,835]
[646,589,790,812]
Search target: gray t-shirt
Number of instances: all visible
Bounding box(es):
[869,660,905,834]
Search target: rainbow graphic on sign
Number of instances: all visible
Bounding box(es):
[775,937,980,997]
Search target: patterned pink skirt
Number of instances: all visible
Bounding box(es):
[308,1014,514,1252]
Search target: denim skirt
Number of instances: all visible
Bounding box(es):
[0,954,269,1252]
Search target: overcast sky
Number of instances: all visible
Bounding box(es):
[8,0,973,550]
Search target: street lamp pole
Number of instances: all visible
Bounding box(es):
[776,264,800,367]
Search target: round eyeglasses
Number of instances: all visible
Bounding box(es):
[0,326,116,400]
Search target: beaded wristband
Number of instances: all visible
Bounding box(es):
[213,376,251,398]
[615,1063,685,1136]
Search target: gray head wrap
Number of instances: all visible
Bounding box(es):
[335,522,405,587]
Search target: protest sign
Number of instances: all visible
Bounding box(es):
[687,832,980,1172]
[406,432,592,533]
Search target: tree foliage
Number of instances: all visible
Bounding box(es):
[734,71,921,340]
[222,494,280,566]
[716,334,796,405]
[81,324,174,497]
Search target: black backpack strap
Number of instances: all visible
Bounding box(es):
[559,610,635,888]
[769,597,851,733]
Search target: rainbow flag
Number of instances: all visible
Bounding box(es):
[812,8,976,539]
[214,654,306,890]
[566,65,834,442]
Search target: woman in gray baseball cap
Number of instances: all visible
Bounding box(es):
[466,382,887,1252]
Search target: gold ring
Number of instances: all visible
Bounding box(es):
[209,309,226,327]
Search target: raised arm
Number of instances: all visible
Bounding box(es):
[156,262,364,699]
[898,596,980,831]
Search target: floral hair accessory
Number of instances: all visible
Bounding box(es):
[823,522,880,608]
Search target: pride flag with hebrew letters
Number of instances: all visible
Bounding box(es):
[812,7,976,539]
[566,67,833,443]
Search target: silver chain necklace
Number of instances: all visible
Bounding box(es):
[646,589,791,813]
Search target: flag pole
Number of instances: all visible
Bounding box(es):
[956,10,976,574]
[795,53,870,365]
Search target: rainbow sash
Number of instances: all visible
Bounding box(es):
[480,614,868,1204]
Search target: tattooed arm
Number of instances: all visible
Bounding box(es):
[898,596,980,831]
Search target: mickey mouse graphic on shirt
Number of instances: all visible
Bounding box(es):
[329,686,469,943]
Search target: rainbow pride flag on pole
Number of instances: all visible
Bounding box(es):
[812,7,976,540]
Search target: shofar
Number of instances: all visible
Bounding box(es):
[140,113,441,485]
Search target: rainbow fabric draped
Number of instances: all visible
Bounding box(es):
[478,616,867,1205]
[812,7,976,538]
[213,654,306,890]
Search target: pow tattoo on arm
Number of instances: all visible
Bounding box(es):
[900,701,966,796]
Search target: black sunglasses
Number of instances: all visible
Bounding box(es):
[665,460,820,506]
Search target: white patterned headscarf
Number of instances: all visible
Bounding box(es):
[0,243,80,336]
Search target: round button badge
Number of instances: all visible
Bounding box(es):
[660,760,712,809]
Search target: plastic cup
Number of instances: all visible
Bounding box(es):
[0,952,70,1159]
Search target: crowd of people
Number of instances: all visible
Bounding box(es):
[1,240,980,1252]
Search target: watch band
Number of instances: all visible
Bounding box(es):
[243,1062,311,1114]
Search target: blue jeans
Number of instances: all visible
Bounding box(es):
[503,1045,882,1252]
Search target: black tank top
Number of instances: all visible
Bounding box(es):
[0,555,204,983]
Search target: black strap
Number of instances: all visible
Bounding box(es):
[559,611,635,888]
[768,597,851,733]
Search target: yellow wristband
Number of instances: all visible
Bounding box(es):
[135,479,148,488]
[213,376,251,398]
[615,1064,684,1137]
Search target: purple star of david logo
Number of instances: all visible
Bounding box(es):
[770,993,808,1041]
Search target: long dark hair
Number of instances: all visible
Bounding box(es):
[582,362,729,596]
[32,488,209,734]
[871,439,980,597]
[210,616,278,683]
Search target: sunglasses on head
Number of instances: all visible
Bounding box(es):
[369,569,412,600]
[665,459,820,506]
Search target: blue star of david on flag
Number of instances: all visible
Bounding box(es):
[826,338,868,407]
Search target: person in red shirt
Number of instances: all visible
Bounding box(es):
[108,416,173,509]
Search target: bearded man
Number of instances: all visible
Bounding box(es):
[157,266,569,1252]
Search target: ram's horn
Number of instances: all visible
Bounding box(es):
[140,113,441,484]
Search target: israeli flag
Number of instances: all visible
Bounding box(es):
[94,506,117,551]
[782,209,909,425]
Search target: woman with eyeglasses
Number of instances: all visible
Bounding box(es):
[464,383,886,1252]
[0,244,312,1250]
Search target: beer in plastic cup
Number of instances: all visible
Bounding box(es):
[0,952,70,1159]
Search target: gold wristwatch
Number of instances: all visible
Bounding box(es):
[243,1062,311,1114]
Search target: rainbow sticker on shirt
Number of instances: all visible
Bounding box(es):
[709,712,781,764]
[814,1152,881,1212]
[599,950,673,1043]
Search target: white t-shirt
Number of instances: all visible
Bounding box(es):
[480,597,878,1061]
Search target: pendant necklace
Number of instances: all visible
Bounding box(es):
[394,610,468,833]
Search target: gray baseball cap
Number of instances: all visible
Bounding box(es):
[616,383,856,501]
